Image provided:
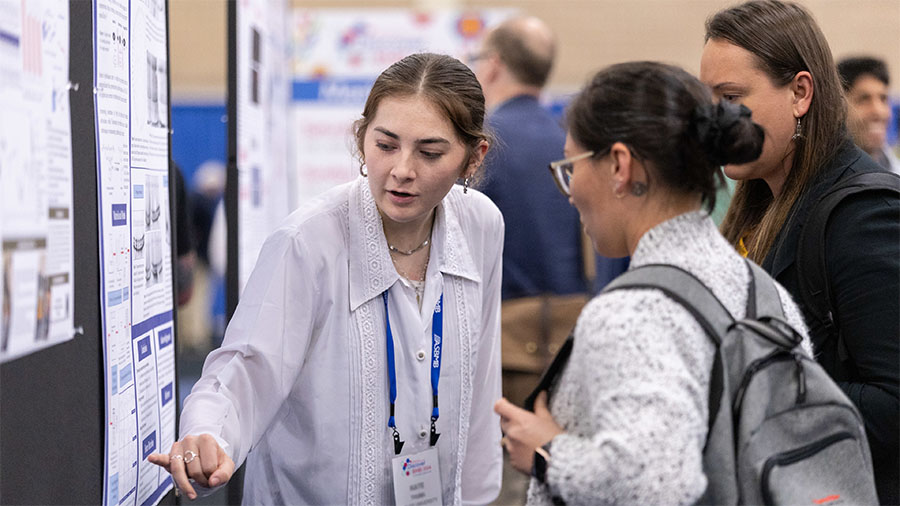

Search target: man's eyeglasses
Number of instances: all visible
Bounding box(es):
[548,151,594,196]
[466,50,491,67]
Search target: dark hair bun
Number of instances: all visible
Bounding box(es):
[692,101,764,166]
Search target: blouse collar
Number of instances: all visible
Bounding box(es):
[348,178,479,311]
[630,210,715,267]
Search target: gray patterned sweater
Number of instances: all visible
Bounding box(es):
[527,211,812,506]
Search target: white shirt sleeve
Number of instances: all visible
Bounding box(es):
[179,227,318,467]
[460,211,504,505]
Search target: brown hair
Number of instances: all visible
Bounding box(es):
[353,53,491,180]
[568,61,764,211]
[707,0,848,263]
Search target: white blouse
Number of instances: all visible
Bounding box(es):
[181,177,504,505]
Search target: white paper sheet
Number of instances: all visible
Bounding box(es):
[96,0,175,504]
[0,0,75,363]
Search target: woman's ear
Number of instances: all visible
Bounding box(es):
[791,71,814,118]
[463,140,490,179]
[609,142,633,184]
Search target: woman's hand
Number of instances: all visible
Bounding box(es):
[494,391,564,475]
[147,434,235,500]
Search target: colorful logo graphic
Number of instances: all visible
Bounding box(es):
[456,13,485,40]
[401,456,432,477]
[340,23,366,48]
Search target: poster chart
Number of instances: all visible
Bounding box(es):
[236,0,292,294]
[94,0,175,505]
[288,8,514,213]
[0,0,75,363]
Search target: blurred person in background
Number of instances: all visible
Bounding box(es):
[176,160,225,355]
[172,162,195,307]
[838,56,900,173]
[472,15,626,411]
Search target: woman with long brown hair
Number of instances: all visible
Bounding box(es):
[700,1,899,502]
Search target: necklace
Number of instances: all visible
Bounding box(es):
[387,238,429,256]
[392,249,430,307]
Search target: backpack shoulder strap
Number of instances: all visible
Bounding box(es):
[796,171,900,348]
[746,259,784,319]
[602,263,734,345]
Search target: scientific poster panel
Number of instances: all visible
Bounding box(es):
[95,0,174,505]
[236,0,291,294]
[0,0,75,363]
[288,8,514,213]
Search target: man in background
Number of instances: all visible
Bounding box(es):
[838,56,899,173]
[473,16,618,408]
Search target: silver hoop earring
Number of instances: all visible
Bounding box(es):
[359,163,367,177]
[463,177,470,194]
[791,117,803,141]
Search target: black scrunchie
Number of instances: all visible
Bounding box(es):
[692,101,752,165]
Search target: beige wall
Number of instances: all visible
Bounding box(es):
[169,0,900,101]
[169,0,227,101]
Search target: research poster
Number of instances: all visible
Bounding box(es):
[236,0,292,294]
[0,0,75,363]
[94,0,175,505]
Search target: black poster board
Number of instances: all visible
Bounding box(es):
[0,0,101,503]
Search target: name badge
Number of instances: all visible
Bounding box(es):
[391,447,443,506]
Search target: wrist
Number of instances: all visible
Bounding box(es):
[531,442,552,484]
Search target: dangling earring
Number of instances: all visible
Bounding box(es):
[463,177,470,194]
[359,163,367,177]
[791,117,803,141]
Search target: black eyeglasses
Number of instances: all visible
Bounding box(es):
[548,151,594,196]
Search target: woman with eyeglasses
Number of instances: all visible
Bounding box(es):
[494,61,812,505]
[147,53,504,504]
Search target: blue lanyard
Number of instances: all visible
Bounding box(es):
[382,290,444,455]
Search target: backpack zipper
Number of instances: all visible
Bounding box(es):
[733,351,810,415]
[760,431,854,505]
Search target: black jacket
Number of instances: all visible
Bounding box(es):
[762,140,899,504]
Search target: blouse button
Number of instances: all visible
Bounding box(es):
[418,427,428,439]
[416,350,427,361]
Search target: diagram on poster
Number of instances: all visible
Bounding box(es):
[95,0,175,505]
